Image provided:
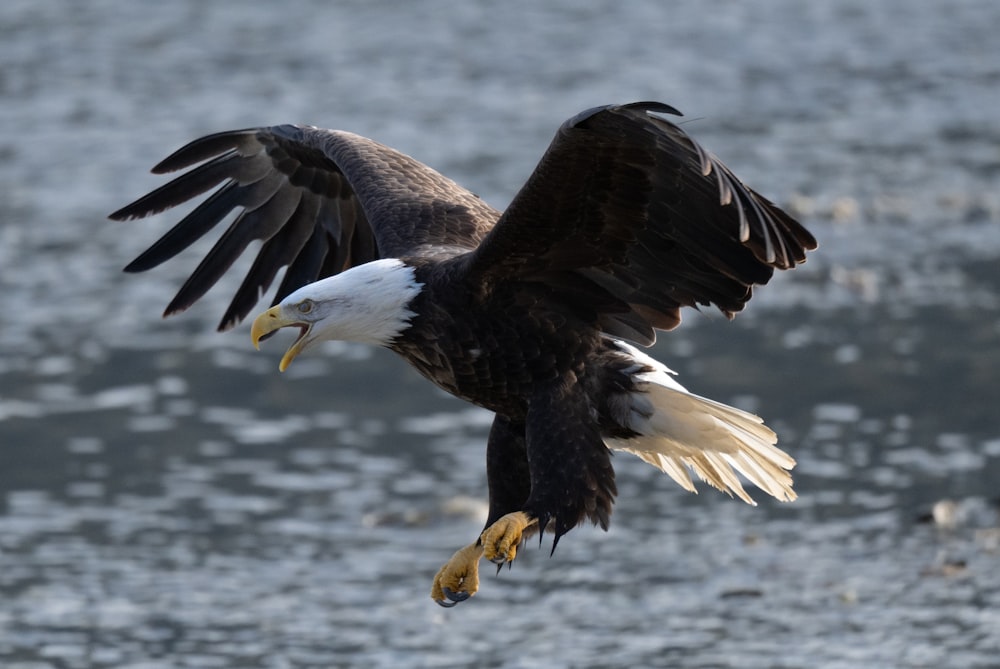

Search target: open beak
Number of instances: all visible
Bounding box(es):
[251,305,312,372]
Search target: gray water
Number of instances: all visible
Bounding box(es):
[2,1,999,667]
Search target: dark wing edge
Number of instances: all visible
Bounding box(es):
[111,124,500,332]
[110,126,374,331]
[464,101,817,344]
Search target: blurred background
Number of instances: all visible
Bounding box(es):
[1,1,998,667]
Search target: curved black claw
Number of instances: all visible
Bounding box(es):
[494,559,515,575]
[436,587,471,608]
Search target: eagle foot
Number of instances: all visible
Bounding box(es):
[431,542,483,607]
[481,511,537,566]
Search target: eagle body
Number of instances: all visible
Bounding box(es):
[111,101,817,606]
[392,261,638,534]
[396,259,614,414]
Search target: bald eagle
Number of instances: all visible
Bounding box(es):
[111,102,816,606]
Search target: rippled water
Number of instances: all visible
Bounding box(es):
[2,1,999,667]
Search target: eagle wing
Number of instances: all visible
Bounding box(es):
[110,125,499,331]
[464,101,817,343]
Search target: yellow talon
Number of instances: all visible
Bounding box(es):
[431,542,483,607]
[431,512,539,607]
[480,511,537,565]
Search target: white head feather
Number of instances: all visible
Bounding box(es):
[252,258,424,371]
[282,258,424,346]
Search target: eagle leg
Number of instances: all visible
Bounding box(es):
[519,379,617,546]
[431,541,484,607]
[480,511,538,566]
[431,415,534,607]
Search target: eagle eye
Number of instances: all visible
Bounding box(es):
[297,299,314,315]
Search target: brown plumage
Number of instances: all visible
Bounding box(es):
[112,101,816,606]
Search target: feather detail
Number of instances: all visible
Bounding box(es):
[605,340,796,504]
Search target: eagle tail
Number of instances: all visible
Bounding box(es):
[605,341,796,505]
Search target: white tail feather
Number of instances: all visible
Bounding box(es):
[605,341,796,505]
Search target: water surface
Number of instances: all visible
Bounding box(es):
[2,1,999,667]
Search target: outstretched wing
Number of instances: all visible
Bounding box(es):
[111,125,499,331]
[464,102,816,343]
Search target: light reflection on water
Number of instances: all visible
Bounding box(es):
[3,0,1000,666]
[3,307,999,667]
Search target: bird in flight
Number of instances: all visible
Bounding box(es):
[111,101,817,607]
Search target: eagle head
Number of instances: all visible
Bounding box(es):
[250,258,423,371]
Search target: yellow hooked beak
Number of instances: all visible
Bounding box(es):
[251,305,312,372]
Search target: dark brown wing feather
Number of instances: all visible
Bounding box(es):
[111,125,498,330]
[464,102,816,343]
